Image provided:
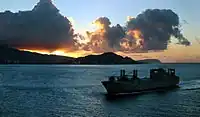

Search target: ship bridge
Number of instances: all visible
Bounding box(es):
[150,68,176,80]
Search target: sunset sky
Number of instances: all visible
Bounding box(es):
[0,0,200,63]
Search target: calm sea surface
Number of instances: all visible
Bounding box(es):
[0,64,200,117]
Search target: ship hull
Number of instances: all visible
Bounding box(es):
[101,78,179,95]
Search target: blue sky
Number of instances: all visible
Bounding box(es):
[0,0,199,62]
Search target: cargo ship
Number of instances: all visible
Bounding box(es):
[101,68,180,95]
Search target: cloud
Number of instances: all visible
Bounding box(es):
[83,17,126,53]
[82,9,191,53]
[0,0,78,52]
[127,9,191,51]
[0,1,191,54]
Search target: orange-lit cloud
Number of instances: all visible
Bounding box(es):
[80,9,191,53]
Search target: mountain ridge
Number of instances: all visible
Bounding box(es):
[0,45,161,64]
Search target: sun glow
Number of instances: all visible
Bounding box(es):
[19,48,91,58]
[92,21,105,29]
[127,16,134,22]
[51,50,65,56]
[127,29,144,47]
[19,49,50,55]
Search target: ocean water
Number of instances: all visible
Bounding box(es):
[0,64,200,117]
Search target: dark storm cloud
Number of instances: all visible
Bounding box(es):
[84,17,126,52]
[84,9,191,53]
[107,24,126,49]
[95,17,126,49]
[127,9,191,51]
[0,0,77,51]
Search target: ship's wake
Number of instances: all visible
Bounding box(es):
[179,79,200,91]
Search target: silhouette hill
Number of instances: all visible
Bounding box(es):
[0,45,161,64]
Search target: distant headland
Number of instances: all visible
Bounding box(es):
[0,45,161,64]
